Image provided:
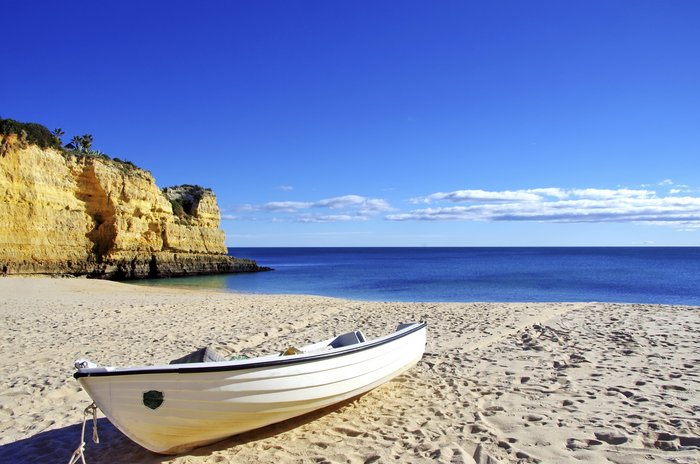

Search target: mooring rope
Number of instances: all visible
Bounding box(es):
[67,402,100,464]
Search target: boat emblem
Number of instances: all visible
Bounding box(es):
[143,390,164,410]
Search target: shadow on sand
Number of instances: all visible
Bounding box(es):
[0,396,365,463]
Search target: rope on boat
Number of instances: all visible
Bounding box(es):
[67,402,100,464]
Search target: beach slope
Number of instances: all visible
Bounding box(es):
[0,278,698,463]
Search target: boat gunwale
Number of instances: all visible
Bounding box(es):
[74,322,426,379]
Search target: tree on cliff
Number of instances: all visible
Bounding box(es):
[80,134,94,152]
[67,135,81,151]
[0,118,62,150]
[66,133,94,153]
[52,128,65,145]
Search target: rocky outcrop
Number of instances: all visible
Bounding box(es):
[0,135,268,278]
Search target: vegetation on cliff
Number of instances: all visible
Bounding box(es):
[164,185,214,222]
[0,118,63,151]
[1,118,215,201]
[0,117,139,172]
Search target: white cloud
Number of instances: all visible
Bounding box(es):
[527,188,568,198]
[414,189,543,204]
[269,214,370,223]
[567,188,654,199]
[231,185,700,229]
[411,187,655,204]
[261,201,313,212]
[315,195,369,209]
[276,185,294,191]
[298,214,367,223]
[359,198,394,213]
[389,187,700,227]
[236,194,393,222]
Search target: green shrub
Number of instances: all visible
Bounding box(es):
[164,185,212,221]
[1,116,151,176]
[177,184,212,194]
[170,199,187,218]
[0,118,63,149]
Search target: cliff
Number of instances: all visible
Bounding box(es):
[0,134,267,278]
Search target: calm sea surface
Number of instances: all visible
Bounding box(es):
[133,248,700,305]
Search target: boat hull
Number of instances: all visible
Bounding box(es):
[77,324,426,454]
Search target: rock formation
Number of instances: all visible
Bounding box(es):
[0,134,268,278]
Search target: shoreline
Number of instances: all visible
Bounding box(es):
[1,277,698,463]
[132,277,700,308]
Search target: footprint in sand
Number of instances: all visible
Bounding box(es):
[497,440,511,450]
[678,436,700,447]
[470,424,488,434]
[566,438,603,450]
[594,431,628,445]
[654,433,681,451]
[661,384,687,391]
[332,426,364,437]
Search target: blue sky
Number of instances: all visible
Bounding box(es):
[4,1,700,246]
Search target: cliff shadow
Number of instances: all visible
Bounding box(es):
[0,395,367,463]
[74,162,117,262]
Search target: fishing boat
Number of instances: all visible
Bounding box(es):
[73,321,427,454]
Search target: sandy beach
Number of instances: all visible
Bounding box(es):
[0,277,698,463]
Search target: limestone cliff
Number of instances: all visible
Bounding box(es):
[0,134,266,278]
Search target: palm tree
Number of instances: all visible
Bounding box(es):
[52,128,65,146]
[67,135,82,151]
[80,134,93,153]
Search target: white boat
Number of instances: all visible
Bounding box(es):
[73,322,427,454]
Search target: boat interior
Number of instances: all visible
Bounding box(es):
[170,330,368,365]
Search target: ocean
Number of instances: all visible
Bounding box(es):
[132,247,700,305]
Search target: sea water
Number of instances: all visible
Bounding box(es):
[132,247,700,305]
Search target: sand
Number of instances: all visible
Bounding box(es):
[0,277,698,463]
